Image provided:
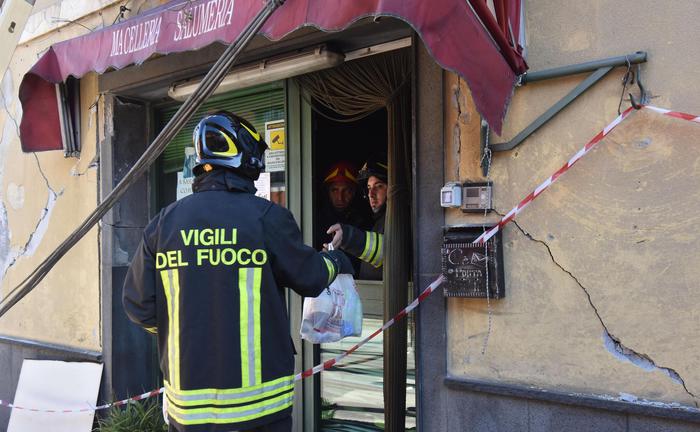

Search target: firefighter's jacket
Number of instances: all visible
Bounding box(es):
[339,205,385,280]
[123,169,338,432]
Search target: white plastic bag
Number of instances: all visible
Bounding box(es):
[300,273,363,344]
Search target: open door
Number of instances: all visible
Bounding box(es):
[305,75,415,430]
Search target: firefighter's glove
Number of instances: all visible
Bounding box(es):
[323,250,354,275]
[325,223,343,250]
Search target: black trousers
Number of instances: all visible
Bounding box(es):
[240,415,292,432]
[168,415,292,432]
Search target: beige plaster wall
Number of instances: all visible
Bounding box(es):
[444,0,700,409]
[0,0,164,351]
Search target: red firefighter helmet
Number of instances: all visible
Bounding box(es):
[323,161,358,186]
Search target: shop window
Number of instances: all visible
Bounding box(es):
[58,76,81,157]
[154,82,286,210]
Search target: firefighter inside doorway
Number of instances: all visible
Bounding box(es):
[316,161,373,276]
[325,155,388,281]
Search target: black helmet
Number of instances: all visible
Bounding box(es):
[192,111,268,180]
[357,156,388,183]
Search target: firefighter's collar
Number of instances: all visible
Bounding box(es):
[192,169,257,194]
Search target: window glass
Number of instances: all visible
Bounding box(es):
[155,82,286,208]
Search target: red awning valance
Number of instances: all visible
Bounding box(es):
[18,0,527,152]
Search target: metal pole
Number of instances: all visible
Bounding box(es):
[485,51,649,156]
[490,66,613,152]
[522,51,646,83]
[0,0,285,318]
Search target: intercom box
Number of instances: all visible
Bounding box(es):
[441,225,505,298]
[461,181,493,212]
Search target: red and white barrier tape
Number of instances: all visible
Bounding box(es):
[475,104,700,243]
[643,105,700,123]
[0,388,163,414]
[0,277,446,414]
[2,104,698,414]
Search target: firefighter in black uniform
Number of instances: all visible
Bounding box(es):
[122,111,351,432]
[325,157,387,281]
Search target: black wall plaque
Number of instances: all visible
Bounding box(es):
[441,227,505,298]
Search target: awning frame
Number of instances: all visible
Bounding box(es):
[480,51,648,176]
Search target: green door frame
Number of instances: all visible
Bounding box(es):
[286,78,319,432]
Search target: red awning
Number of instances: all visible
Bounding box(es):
[18,0,527,152]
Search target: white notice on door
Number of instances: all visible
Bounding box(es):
[255,172,271,200]
[177,171,194,200]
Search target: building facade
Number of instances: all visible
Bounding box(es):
[0,1,699,431]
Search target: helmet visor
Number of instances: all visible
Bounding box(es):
[205,127,238,156]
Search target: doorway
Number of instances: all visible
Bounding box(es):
[310,106,416,431]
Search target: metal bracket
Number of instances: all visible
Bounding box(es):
[628,63,650,109]
[481,51,648,176]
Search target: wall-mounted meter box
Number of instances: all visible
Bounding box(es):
[440,182,462,208]
[461,181,493,212]
[441,225,505,298]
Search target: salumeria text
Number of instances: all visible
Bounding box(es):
[174,0,236,41]
[109,0,236,57]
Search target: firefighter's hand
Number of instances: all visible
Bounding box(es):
[326,223,343,249]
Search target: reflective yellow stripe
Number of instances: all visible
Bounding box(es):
[212,129,239,157]
[241,122,261,141]
[165,378,293,406]
[252,268,262,386]
[323,168,339,183]
[323,256,336,283]
[144,326,157,334]
[343,169,357,182]
[165,375,292,397]
[370,233,384,267]
[172,270,181,389]
[161,269,181,390]
[239,269,250,387]
[167,389,293,425]
[240,267,263,388]
[360,231,373,261]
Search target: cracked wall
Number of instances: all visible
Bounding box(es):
[0,4,108,350]
[443,0,700,411]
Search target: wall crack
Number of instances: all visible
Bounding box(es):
[502,214,698,407]
[452,78,462,180]
[0,155,64,291]
[1,68,20,138]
